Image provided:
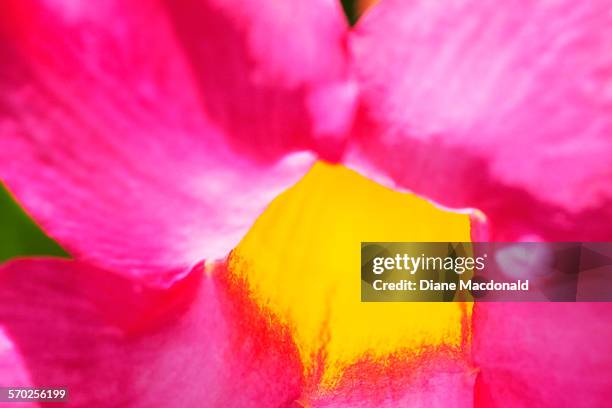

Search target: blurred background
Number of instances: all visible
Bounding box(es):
[0,0,370,263]
[0,186,66,262]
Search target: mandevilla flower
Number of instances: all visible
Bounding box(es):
[0,0,611,407]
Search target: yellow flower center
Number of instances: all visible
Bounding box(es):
[230,162,472,388]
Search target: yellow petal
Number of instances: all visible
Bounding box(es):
[230,162,472,387]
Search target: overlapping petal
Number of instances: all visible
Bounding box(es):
[347,3,612,405]
[0,0,354,285]
[0,258,303,407]
[347,0,612,241]
[163,0,357,162]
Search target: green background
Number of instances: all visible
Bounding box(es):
[0,186,67,262]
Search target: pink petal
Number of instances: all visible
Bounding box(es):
[0,331,39,407]
[0,330,31,385]
[0,259,303,407]
[0,0,354,284]
[347,0,612,240]
[305,354,475,407]
[164,0,357,162]
[473,303,612,407]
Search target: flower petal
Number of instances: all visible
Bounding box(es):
[473,303,612,406]
[231,163,474,404]
[0,258,303,407]
[305,355,474,407]
[0,329,32,390]
[163,0,357,162]
[347,0,612,240]
[0,0,353,284]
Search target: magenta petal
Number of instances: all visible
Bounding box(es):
[163,0,356,162]
[307,356,474,407]
[348,0,612,240]
[0,330,31,387]
[473,303,612,407]
[0,0,353,284]
[0,259,304,407]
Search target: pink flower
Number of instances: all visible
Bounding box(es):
[347,1,612,406]
[0,0,353,405]
[0,0,356,285]
[1,0,611,406]
[348,0,612,242]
